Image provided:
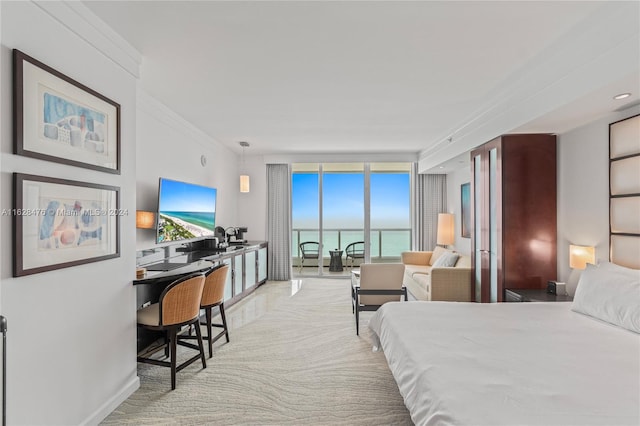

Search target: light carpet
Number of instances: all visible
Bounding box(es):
[102,278,412,425]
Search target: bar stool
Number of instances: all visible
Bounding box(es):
[182,264,231,358]
[136,272,207,390]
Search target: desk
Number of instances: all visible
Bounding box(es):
[329,250,343,272]
[134,241,268,353]
[134,260,214,353]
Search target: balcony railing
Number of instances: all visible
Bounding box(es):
[292,228,411,262]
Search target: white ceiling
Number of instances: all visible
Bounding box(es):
[84,1,640,168]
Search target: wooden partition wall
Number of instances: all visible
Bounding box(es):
[471,134,557,303]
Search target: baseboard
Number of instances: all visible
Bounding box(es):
[81,375,140,426]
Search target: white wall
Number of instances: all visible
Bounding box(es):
[135,90,240,251]
[236,155,268,242]
[446,167,472,256]
[0,2,139,424]
[557,105,640,295]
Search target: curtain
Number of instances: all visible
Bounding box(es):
[266,164,292,280]
[414,169,447,251]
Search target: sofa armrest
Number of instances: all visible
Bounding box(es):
[430,267,472,302]
[401,251,432,266]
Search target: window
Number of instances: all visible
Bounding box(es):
[292,162,411,275]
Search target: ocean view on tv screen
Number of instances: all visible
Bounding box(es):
[156,178,216,243]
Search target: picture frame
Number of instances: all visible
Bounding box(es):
[13,173,121,277]
[13,49,121,174]
[461,182,471,238]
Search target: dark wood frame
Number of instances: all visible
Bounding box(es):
[461,182,471,238]
[13,49,121,174]
[13,173,120,277]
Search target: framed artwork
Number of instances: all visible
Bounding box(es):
[13,49,120,174]
[461,182,471,238]
[13,173,121,277]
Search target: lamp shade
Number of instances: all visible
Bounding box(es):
[136,211,156,229]
[569,244,595,269]
[240,174,250,193]
[436,213,455,246]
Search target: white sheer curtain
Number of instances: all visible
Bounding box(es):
[266,164,292,280]
[414,168,447,251]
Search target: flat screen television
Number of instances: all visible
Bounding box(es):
[156,177,217,243]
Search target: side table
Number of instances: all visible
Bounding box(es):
[505,288,573,302]
[329,250,344,272]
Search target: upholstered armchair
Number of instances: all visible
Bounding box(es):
[351,263,406,335]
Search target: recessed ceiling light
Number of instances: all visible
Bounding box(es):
[439,166,444,169]
[613,93,631,100]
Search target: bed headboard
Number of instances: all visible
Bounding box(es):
[609,114,640,269]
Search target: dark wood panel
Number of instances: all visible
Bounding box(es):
[502,134,557,291]
[471,134,557,302]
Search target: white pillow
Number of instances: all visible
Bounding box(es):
[432,252,460,268]
[571,263,640,333]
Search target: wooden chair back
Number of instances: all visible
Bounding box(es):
[159,273,205,326]
[201,264,229,307]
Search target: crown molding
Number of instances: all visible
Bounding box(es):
[137,88,230,153]
[33,1,141,78]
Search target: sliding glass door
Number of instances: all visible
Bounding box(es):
[370,163,411,263]
[323,163,365,269]
[292,162,411,276]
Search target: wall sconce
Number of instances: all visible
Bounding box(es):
[239,141,250,193]
[569,244,595,269]
[436,213,455,247]
[136,211,156,229]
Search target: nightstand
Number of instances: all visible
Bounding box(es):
[505,288,573,302]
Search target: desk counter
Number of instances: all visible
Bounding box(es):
[134,241,268,353]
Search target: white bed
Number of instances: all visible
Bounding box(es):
[369,300,640,426]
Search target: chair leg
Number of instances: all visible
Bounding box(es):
[164,332,170,358]
[351,286,355,314]
[219,303,230,343]
[355,304,360,336]
[205,307,213,358]
[193,320,207,369]
[170,329,177,390]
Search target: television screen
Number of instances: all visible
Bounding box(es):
[156,178,217,243]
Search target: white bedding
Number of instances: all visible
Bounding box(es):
[369,301,640,426]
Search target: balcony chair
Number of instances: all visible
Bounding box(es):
[345,241,365,268]
[299,241,320,272]
[136,272,207,390]
[352,263,406,335]
[180,264,230,358]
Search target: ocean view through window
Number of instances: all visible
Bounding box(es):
[292,163,412,275]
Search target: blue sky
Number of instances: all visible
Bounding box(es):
[158,178,217,213]
[292,172,410,229]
